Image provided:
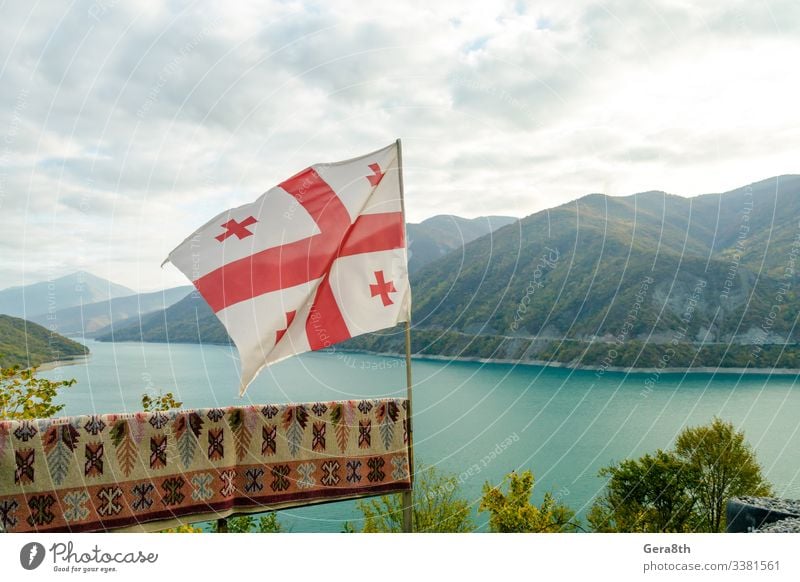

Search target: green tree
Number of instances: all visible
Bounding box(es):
[588,450,697,532]
[589,418,773,533]
[479,470,578,532]
[675,417,772,533]
[353,465,474,532]
[0,363,76,420]
[213,514,282,533]
[158,523,204,533]
[141,391,183,412]
[162,515,283,534]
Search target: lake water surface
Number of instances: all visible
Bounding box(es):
[41,340,800,532]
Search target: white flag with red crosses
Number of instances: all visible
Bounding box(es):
[165,142,411,395]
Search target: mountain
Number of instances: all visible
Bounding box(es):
[95,176,800,370]
[407,215,517,272]
[349,174,800,369]
[95,292,229,345]
[0,271,134,319]
[0,315,89,368]
[29,286,193,336]
[406,175,800,341]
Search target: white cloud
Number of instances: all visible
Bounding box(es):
[0,0,798,289]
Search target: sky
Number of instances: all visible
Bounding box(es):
[1,0,799,291]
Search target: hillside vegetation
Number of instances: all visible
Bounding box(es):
[351,175,800,369]
[0,315,89,368]
[409,176,800,342]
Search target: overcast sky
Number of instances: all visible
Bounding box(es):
[1,0,798,291]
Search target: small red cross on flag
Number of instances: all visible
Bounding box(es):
[370,271,397,306]
[215,216,258,242]
[164,141,411,395]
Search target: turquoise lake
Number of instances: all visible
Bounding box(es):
[41,339,800,532]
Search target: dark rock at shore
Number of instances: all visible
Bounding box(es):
[727,496,800,533]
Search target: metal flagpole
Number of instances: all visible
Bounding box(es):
[402,320,413,532]
[396,138,414,533]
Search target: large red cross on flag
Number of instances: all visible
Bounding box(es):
[164,142,411,395]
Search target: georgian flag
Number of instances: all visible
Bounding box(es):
[164,142,411,395]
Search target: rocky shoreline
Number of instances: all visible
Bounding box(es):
[83,327,800,377]
[33,354,90,372]
[42,342,800,377]
[756,517,800,533]
[336,348,800,377]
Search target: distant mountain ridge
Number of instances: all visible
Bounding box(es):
[407,215,517,272]
[95,292,229,344]
[30,286,193,336]
[0,271,134,318]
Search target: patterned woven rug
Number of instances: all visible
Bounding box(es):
[0,399,410,532]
